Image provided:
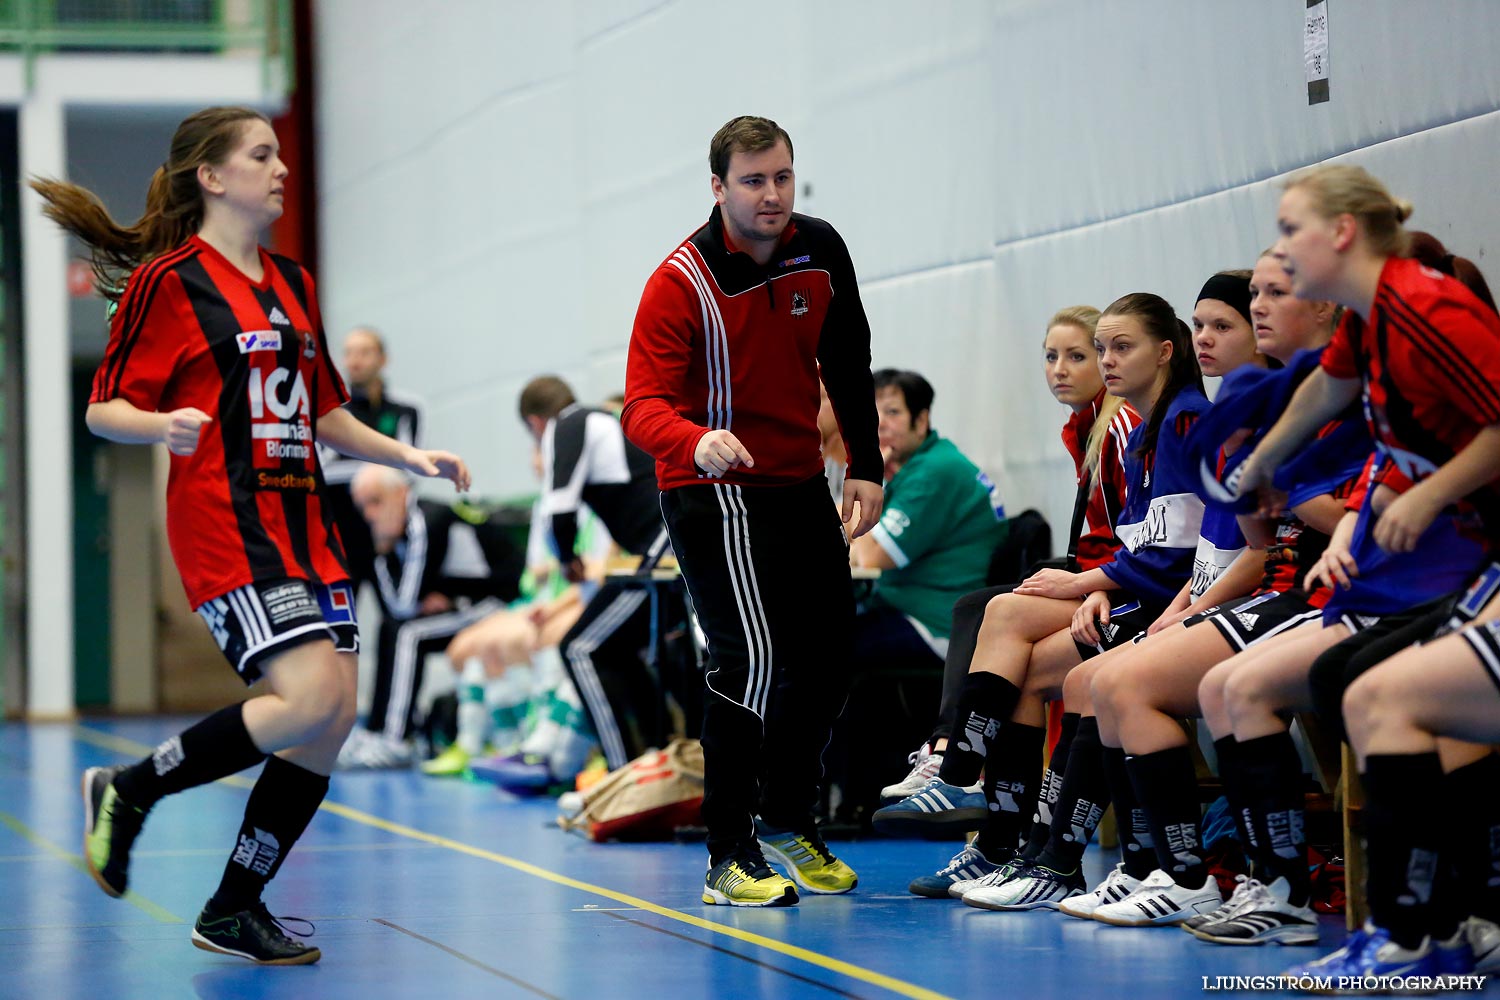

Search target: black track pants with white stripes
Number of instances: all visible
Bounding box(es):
[368,599,504,741]
[661,475,855,863]
[559,580,677,770]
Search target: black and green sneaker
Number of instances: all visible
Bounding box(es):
[191,901,321,965]
[82,765,147,898]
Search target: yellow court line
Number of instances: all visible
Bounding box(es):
[0,812,182,925]
[71,725,953,1000]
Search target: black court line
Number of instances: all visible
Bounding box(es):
[373,918,563,999]
[598,910,873,1000]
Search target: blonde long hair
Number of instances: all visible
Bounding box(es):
[1047,305,1124,490]
[1284,164,1414,259]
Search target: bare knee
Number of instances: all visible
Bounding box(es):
[1090,661,1133,719]
[1342,669,1397,745]
[1061,662,1094,706]
[278,656,351,736]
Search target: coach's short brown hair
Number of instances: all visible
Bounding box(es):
[518,375,576,421]
[709,116,794,181]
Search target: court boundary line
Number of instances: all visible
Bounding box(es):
[70,723,955,1000]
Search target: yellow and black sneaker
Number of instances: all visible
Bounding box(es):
[191,900,321,965]
[82,765,147,898]
[756,820,858,895]
[703,853,799,907]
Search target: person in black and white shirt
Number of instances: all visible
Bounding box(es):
[335,466,524,768]
[511,376,684,775]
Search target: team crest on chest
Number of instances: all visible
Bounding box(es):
[790,289,810,317]
[300,331,317,360]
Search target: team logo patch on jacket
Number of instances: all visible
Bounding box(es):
[791,290,809,316]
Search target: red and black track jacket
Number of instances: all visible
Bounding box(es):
[623,206,881,491]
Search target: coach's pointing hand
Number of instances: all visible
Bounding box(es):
[694,429,755,477]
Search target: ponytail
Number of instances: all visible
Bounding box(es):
[30,106,269,302]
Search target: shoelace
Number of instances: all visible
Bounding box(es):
[1212,875,1269,921]
[253,905,315,941]
[1093,866,1135,899]
[940,846,985,875]
[900,747,940,784]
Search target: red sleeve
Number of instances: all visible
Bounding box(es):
[89,265,188,411]
[621,267,709,474]
[302,268,349,417]
[1320,313,1359,379]
[1406,297,1500,428]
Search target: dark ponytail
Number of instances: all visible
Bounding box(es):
[30,106,269,302]
[1100,292,1204,458]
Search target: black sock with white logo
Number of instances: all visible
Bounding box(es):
[973,723,1045,858]
[1235,731,1311,906]
[209,755,330,914]
[1102,744,1156,880]
[1438,754,1500,933]
[1127,746,1207,888]
[1035,716,1107,871]
[936,672,1022,787]
[112,703,266,810]
[1363,752,1445,951]
[1022,712,1080,859]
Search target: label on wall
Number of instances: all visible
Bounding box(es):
[1305,0,1330,105]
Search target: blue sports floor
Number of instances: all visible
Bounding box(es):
[1,718,1362,1000]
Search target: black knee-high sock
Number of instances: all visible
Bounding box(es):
[1236,731,1311,905]
[1024,712,1081,858]
[112,703,266,810]
[1363,752,1446,950]
[1439,755,1500,931]
[973,723,1045,858]
[1127,747,1207,888]
[1102,744,1155,879]
[937,673,1023,787]
[210,755,331,914]
[1213,736,1260,863]
[1034,717,1107,871]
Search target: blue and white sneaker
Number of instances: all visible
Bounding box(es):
[961,860,1085,911]
[1281,921,1473,992]
[871,778,987,838]
[908,844,1012,899]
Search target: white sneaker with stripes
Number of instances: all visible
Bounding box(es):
[1091,869,1222,926]
[1187,876,1317,945]
[1057,862,1144,920]
[880,743,944,801]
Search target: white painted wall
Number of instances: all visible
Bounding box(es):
[315,0,1500,538]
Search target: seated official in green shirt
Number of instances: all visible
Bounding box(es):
[837,369,1008,818]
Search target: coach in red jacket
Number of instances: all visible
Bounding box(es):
[623,115,883,908]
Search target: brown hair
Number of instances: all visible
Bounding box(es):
[1407,231,1497,315]
[518,376,577,421]
[709,116,794,181]
[30,106,270,302]
[1100,292,1204,458]
[1047,305,1121,490]
[1284,164,1414,259]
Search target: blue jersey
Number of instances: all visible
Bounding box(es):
[1324,447,1488,620]
[1192,496,1247,600]
[1102,388,1211,608]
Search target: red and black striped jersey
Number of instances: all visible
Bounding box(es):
[89,236,350,608]
[1321,255,1500,533]
[623,206,881,491]
[1060,391,1139,570]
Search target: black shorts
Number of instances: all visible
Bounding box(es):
[1430,561,1500,641]
[1462,619,1500,696]
[1075,597,1169,660]
[197,577,359,684]
[1184,590,1323,652]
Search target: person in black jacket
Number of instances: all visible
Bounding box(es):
[336,465,524,768]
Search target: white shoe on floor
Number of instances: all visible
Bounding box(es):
[1057,862,1143,920]
[336,729,416,770]
[1091,868,1222,927]
[880,743,944,801]
[1188,876,1318,945]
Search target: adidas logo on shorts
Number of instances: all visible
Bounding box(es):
[1235,611,1260,630]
